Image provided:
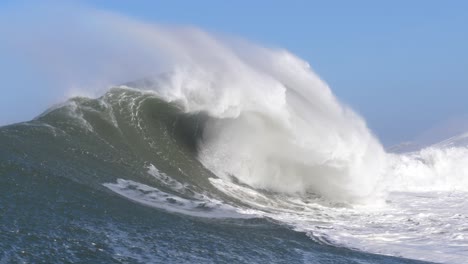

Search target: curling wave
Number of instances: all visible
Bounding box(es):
[123,46,387,204]
[1,12,467,262]
[1,82,467,263]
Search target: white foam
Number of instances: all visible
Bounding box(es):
[146,164,187,193]
[385,146,468,192]
[104,179,249,219]
[209,177,468,263]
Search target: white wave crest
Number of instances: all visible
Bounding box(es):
[148,39,386,203]
[386,145,468,192]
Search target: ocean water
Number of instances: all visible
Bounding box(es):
[0,86,466,263]
[1,10,468,262]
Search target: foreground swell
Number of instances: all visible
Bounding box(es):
[0,163,424,264]
[0,88,429,263]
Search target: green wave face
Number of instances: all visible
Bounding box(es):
[0,87,218,196]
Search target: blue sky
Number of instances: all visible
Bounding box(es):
[0,0,467,146]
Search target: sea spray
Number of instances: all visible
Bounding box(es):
[148,52,387,202]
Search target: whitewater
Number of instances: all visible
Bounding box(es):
[1,6,468,264]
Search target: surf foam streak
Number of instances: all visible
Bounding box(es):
[104,164,249,218]
[104,179,245,219]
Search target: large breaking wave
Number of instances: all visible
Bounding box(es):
[2,5,468,263]
[150,51,387,203]
[14,82,465,263]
